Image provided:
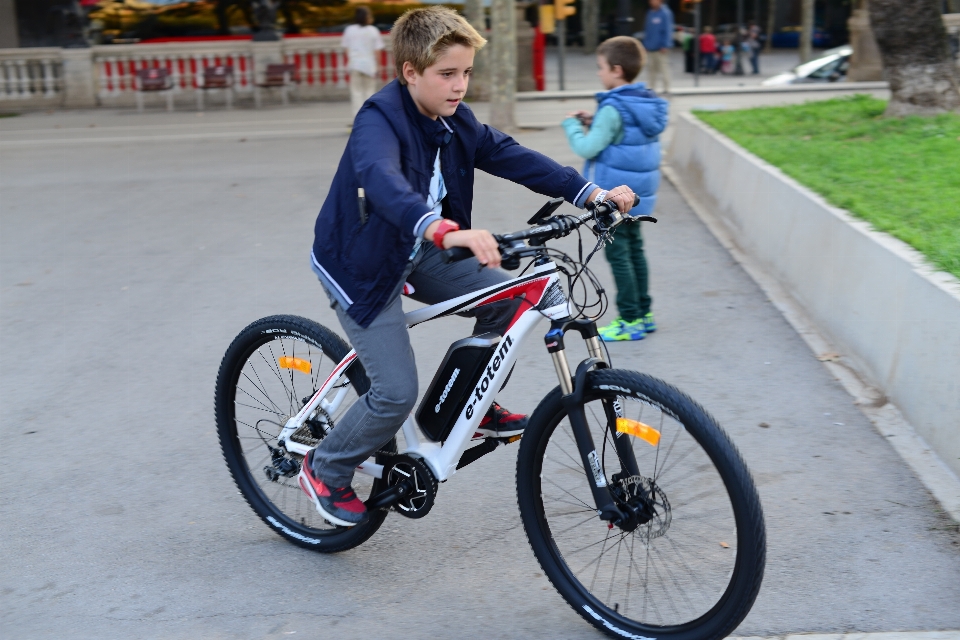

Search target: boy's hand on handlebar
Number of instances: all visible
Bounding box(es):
[588,185,637,215]
[443,229,501,269]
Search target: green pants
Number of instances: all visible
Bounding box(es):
[603,222,651,322]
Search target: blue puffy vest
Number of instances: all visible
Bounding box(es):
[587,83,669,216]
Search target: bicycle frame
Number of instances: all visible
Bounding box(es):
[275,259,597,484]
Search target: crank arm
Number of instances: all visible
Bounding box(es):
[364,477,415,511]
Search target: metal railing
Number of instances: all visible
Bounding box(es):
[90,37,395,104]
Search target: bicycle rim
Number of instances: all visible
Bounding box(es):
[223,321,380,536]
[522,371,764,637]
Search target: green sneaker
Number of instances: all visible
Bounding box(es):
[599,317,646,342]
[642,312,657,333]
[598,316,624,335]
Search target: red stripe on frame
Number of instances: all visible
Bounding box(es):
[475,277,551,332]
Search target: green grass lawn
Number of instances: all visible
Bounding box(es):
[693,96,960,279]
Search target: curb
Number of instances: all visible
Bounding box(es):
[665,113,960,523]
[731,632,960,640]
[517,81,890,101]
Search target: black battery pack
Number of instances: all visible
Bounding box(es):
[416,333,500,442]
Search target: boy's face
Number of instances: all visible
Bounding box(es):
[596,55,624,90]
[403,44,474,120]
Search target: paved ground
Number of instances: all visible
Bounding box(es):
[2,101,959,639]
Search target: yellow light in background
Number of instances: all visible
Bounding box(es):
[616,418,661,446]
[278,356,312,375]
[539,5,556,34]
[554,0,576,20]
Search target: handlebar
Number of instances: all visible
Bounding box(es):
[440,195,653,266]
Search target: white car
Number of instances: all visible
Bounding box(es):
[761,45,853,86]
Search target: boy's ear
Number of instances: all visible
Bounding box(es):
[612,64,625,79]
[402,61,420,85]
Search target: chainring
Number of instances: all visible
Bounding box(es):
[383,454,438,519]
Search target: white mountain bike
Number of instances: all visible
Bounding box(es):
[215,198,766,640]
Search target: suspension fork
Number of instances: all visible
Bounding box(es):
[545,320,635,523]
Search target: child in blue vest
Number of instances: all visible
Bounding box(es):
[563,36,669,342]
[300,7,638,527]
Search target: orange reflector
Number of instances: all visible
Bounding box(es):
[616,418,661,446]
[278,356,312,375]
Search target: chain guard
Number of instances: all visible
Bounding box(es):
[383,454,437,519]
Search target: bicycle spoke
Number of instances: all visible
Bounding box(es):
[536,386,742,630]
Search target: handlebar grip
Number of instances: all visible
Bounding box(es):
[586,194,642,214]
[440,247,475,264]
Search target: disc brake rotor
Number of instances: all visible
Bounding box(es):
[616,475,672,540]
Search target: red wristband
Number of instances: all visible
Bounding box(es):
[432,219,460,249]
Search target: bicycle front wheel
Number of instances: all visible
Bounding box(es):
[215,315,395,553]
[517,369,765,640]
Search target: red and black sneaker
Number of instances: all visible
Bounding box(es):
[298,449,368,527]
[475,402,528,438]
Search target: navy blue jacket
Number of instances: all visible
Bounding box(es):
[311,79,593,328]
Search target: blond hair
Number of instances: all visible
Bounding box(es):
[391,6,486,84]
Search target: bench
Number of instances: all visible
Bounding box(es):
[254,63,301,108]
[196,65,235,111]
[135,68,175,112]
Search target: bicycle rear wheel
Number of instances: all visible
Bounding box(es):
[517,369,765,640]
[215,314,395,553]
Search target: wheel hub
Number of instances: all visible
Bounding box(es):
[611,475,672,538]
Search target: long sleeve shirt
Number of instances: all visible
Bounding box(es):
[643,6,674,51]
[561,106,623,164]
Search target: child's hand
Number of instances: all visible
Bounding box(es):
[442,229,502,269]
[567,110,593,126]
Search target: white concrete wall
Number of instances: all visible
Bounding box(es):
[669,112,960,478]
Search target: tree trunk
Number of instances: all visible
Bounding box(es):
[799,0,813,62]
[871,0,960,116]
[464,0,489,100]
[583,0,600,53]
[489,0,517,132]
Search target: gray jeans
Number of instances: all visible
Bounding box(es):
[312,243,519,487]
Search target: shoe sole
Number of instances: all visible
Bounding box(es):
[475,426,525,438]
[601,334,645,342]
[297,468,364,528]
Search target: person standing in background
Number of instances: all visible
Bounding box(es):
[698,25,717,73]
[342,6,385,122]
[747,21,763,74]
[643,0,674,94]
[681,27,695,73]
[562,37,668,341]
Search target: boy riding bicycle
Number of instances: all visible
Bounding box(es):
[300,6,636,527]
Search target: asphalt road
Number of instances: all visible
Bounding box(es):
[1,104,958,639]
